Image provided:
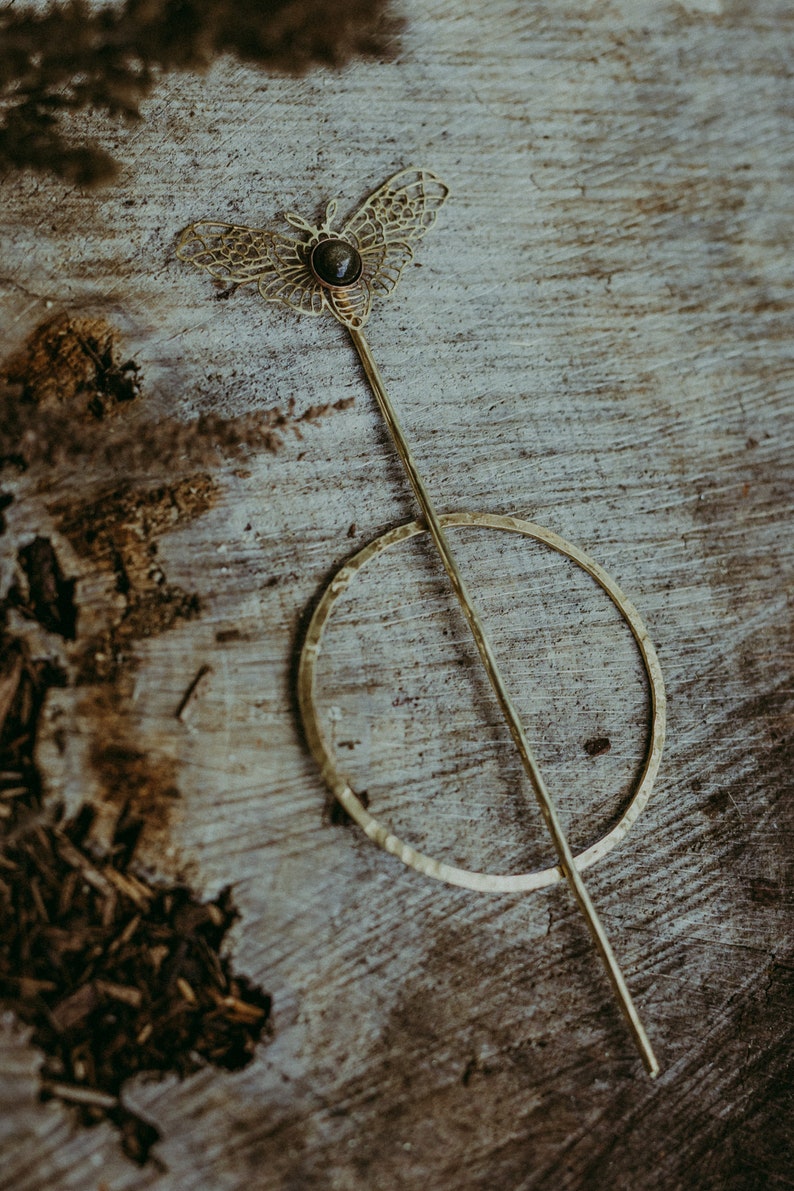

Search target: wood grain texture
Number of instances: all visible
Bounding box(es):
[1,1,792,1188]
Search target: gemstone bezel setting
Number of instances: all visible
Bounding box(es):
[309,238,363,288]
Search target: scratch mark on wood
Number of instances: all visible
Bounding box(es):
[175,664,213,722]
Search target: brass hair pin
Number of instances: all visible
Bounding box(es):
[177,167,666,1078]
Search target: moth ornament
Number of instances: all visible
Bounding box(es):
[176,167,449,329]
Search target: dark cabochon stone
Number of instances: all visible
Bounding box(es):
[310,238,363,287]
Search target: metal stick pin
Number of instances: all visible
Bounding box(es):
[177,168,665,1077]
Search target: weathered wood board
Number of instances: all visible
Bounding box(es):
[1,1,792,1188]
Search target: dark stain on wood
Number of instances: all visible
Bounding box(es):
[215,627,243,644]
[749,878,784,906]
[704,787,734,820]
[55,476,212,684]
[297,396,356,426]
[89,736,182,853]
[2,314,141,417]
[1,315,352,477]
[584,734,611,757]
[49,480,211,842]
[0,488,13,533]
[8,536,78,641]
[0,0,398,185]
[1,312,356,856]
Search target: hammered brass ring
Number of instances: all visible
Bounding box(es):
[297,512,666,893]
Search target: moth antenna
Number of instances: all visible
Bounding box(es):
[324,199,339,229]
[285,211,316,234]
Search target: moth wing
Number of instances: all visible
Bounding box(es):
[342,168,450,250]
[360,240,416,297]
[255,234,325,316]
[177,222,323,316]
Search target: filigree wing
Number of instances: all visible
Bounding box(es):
[255,233,325,315]
[176,221,323,317]
[360,240,416,297]
[342,168,450,252]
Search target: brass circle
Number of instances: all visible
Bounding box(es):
[298,512,666,893]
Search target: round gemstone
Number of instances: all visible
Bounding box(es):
[310,238,363,287]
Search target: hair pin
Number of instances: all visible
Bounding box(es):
[177,168,666,1077]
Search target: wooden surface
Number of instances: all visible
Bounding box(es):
[1,1,792,1187]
